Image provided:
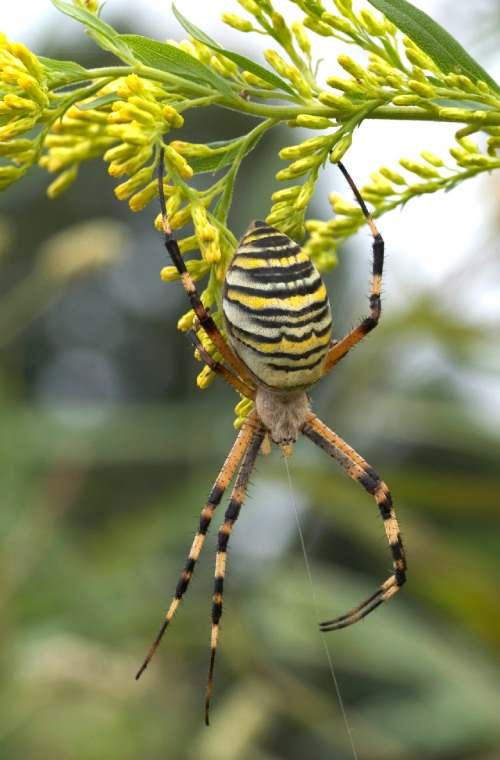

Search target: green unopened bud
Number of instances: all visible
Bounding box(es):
[402,41,435,72]
[221,12,254,32]
[271,186,301,202]
[293,178,315,211]
[329,133,352,163]
[318,91,354,111]
[379,166,406,185]
[359,9,385,36]
[279,135,329,160]
[241,71,277,89]
[369,172,394,194]
[302,17,334,37]
[291,22,311,56]
[325,75,361,94]
[420,151,444,167]
[277,153,322,180]
[264,49,289,77]
[328,192,362,216]
[337,55,367,81]
[408,79,435,98]
[399,158,440,179]
[320,13,352,35]
[236,0,261,16]
[456,136,479,153]
[169,141,213,157]
[392,94,425,106]
[285,67,312,98]
[333,0,353,14]
[439,107,486,122]
[295,114,333,129]
[272,13,292,47]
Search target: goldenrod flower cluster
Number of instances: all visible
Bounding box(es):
[0,35,48,188]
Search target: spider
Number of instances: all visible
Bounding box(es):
[136,148,407,724]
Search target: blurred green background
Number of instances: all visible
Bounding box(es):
[1,2,499,759]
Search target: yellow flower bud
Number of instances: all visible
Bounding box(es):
[163,144,194,180]
[359,9,385,36]
[263,49,289,77]
[399,158,440,179]
[420,151,444,167]
[408,79,435,98]
[321,13,352,35]
[337,55,366,81]
[221,13,253,32]
[47,167,79,198]
[295,114,333,129]
[291,22,311,56]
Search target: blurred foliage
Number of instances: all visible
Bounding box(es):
[1,4,500,760]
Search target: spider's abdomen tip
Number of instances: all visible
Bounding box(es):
[279,442,294,457]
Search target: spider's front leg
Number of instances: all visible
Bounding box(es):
[323,161,384,375]
[301,414,406,630]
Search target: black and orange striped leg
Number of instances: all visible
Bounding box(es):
[157,148,251,382]
[135,410,261,681]
[186,327,255,400]
[205,424,266,725]
[300,414,406,631]
[323,161,384,374]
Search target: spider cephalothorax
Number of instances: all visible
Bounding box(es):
[136,149,407,725]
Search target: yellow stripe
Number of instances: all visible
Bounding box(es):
[226,283,327,311]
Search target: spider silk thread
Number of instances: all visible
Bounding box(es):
[283,457,359,760]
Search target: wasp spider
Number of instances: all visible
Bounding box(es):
[136,149,407,724]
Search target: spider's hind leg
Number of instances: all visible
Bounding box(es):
[135,410,261,681]
[300,413,406,630]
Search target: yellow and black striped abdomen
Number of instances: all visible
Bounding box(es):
[222,221,332,392]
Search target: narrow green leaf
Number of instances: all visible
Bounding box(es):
[117,35,234,96]
[368,0,500,95]
[50,0,132,59]
[187,135,261,174]
[172,4,296,97]
[38,57,89,80]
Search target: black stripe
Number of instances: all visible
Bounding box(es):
[226,279,324,300]
[229,260,314,281]
[267,354,326,372]
[225,298,330,320]
[229,321,332,344]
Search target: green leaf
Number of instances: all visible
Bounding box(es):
[188,135,261,174]
[172,4,296,97]
[50,0,132,59]
[368,0,500,95]
[117,35,234,96]
[38,56,89,80]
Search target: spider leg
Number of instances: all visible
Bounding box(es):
[135,409,260,681]
[157,148,252,383]
[300,413,406,631]
[186,327,255,400]
[205,423,266,726]
[323,162,384,375]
